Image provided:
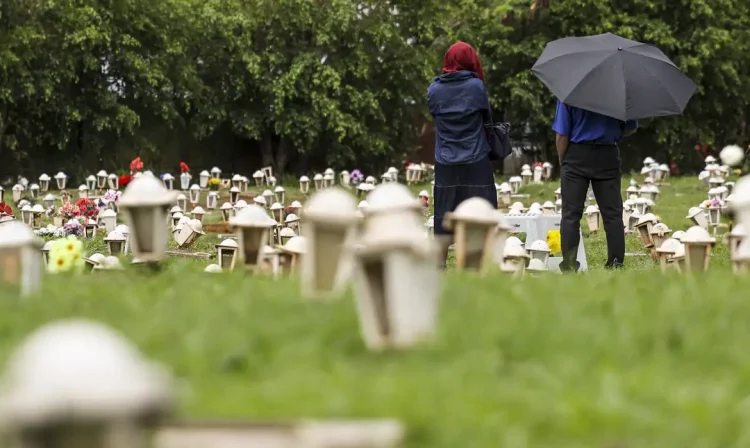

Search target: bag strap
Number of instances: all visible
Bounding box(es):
[485,106,510,131]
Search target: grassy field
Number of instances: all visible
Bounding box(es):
[1,173,746,447]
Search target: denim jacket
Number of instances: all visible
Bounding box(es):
[427,71,492,164]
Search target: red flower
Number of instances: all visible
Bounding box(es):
[130,157,144,173]
[75,198,99,219]
[119,174,132,188]
[0,202,13,217]
[420,196,429,207]
[180,162,190,173]
[670,160,679,175]
[58,201,80,220]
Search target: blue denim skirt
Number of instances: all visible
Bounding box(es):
[434,157,497,235]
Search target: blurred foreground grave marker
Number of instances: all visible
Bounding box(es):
[0,319,174,448]
[155,419,404,448]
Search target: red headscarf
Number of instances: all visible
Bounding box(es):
[442,42,485,81]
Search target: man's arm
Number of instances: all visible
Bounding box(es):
[556,134,569,163]
[551,101,572,163]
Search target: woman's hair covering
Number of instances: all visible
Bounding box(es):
[442,42,485,81]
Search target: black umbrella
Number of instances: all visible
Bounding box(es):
[531,33,697,121]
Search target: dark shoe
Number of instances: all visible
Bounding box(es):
[559,260,581,273]
[605,258,624,269]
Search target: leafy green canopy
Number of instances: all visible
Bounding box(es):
[0,0,747,176]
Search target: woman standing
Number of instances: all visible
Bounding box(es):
[427,42,497,267]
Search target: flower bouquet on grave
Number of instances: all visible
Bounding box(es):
[98,189,121,212]
[208,177,220,191]
[179,161,191,189]
[102,189,121,203]
[0,202,14,218]
[63,218,84,237]
[75,197,99,221]
[34,226,66,238]
[58,201,81,221]
[0,202,15,224]
[47,235,85,274]
[95,197,108,213]
[130,157,144,174]
[546,230,561,255]
[119,174,132,188]
[350,169,364,186]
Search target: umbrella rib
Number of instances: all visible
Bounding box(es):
[623,44,679,68]
[531,49,613,71]
[562,52,626,119]
[639,64,682,114]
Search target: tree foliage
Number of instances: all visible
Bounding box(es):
[0,0,748,177]
[450,0,750,169]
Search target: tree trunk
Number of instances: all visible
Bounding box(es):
[276,138,293,177]
[0,133,4,178]
[260,131,274,170]
[0,105,8,177]
[77,121,85,170]
[295,150,309,175]
[0,123,5,161]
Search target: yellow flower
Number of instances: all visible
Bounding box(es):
[48,252,72,273]
[63,235,82,254]
[546,230,561,254]
[48,240,63,257]
[50,236,81,255]
[47,236,84,273]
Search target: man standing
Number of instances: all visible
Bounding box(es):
[552,100,637,272]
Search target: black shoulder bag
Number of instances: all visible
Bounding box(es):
[485,121,513,161]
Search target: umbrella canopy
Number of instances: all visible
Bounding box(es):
[531,33,697,121]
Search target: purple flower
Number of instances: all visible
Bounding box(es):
[102,189,121,202]
[63,219,83,237]
[350,169,364,185]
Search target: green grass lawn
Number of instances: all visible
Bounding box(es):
[0,173,746,447]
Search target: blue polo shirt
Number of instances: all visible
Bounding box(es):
[552,100,638,143]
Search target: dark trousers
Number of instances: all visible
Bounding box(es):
[434,157,497,269]
[560,142,625,270]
